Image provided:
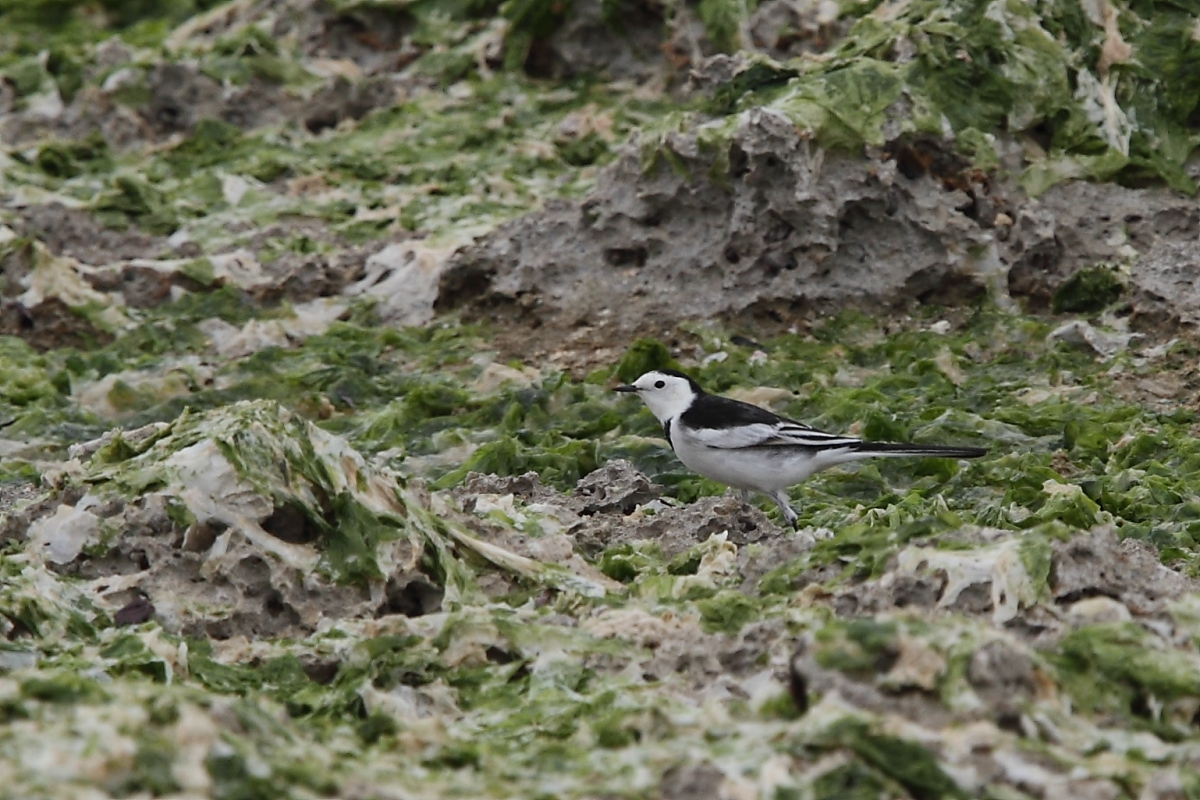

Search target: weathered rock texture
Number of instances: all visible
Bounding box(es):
[439,108,1200,343]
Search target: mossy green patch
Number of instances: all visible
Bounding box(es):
[120,733,182,796]
[91,175,179,234]
[696,589,758,634]
[811,758,894,800]
[502,0,574,70]
[34,131,112,179]
[1052,265,1126,314]
[100,633,172,683]
[658,0,1200,193]
[21,672,109,703]
[164,118,243,174]
[2,55,49,95]
[0,337,64,406]
[598,543,660,583]
[437,435,599,491]
[321,492,408,584]
[814,618,898,675]
[1053,623,1200,731]
[615,338,679,383]
[807,718,968,800]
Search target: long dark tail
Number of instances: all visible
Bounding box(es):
[855,442,988,459]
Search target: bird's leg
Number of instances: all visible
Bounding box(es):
[766,489,800,530]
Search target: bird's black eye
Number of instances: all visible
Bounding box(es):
[654,380,665,389]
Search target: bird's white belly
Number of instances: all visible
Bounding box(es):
[672,430,851,492]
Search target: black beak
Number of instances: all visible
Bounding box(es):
[614,384,637,393]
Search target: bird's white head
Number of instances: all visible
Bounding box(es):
[614,369,701,422]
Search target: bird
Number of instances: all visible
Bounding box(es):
[615,369,987,529]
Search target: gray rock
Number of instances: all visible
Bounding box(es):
[439,109,994,337]
[346,240,453,327]
[526,0,669,83]
[966,640,1038,715]
[1047,320,1142,359]
[660,762,725,800]
[439,115,1200,345]
[573,458,661,515]
[1131,239,1200,329]
[1051,526,1192,616]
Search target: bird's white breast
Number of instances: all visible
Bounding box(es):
[670,422,855,492]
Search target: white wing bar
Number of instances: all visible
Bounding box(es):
[689,422,862,450]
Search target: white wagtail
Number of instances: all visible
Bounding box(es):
[615,369,987,529]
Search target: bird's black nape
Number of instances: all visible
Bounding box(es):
[658,369,706,395]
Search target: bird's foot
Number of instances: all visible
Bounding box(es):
[766,490,800,530]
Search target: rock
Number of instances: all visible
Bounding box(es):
[27,502,101,564]
[1065,596,1132,627]
[24,401,621,640]
[303,76,397,133]
[1047,320,1142,359]
[524,0,667,83]
[572,493,784,560]
[1131,239,1200,330]
[747,0,846,59]
[439,121,1200,353]
[143,63,223,135]
[456,471,544,499]
[573,459,661,515]
[966,640,1039,713]
[660,762,726,800]
[880,635,947,691]
[17,203,164,265]
[1050,526,1191,616]
[0,243,127,350]
[114,595,155,626]
[1006,181,1188,310]
[468,361,540,394]
[788,645,809,715]
[346,240,453,326]
[888,536,1038,625]
[438,110,994,340]
[196,297,347,359]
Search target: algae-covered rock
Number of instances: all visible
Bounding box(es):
[17,400,619,638]
[0,241,130,350]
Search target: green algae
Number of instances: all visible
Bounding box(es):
[598,542,660,583]
[648,0,1200,193]
[811,718,968,800]
[813,617,898,675]
[0,337,64,408]
[1053,623,1200,732]
[436,435,600,489]
[1052,265,1126,314]
[696,589,759,634]
[20,672,109,704]
[34,131,112,179]
[120,733,182,796]
[91,175,180,235]
[615,338,680,383]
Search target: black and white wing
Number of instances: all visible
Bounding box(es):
[679,395,861,451]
